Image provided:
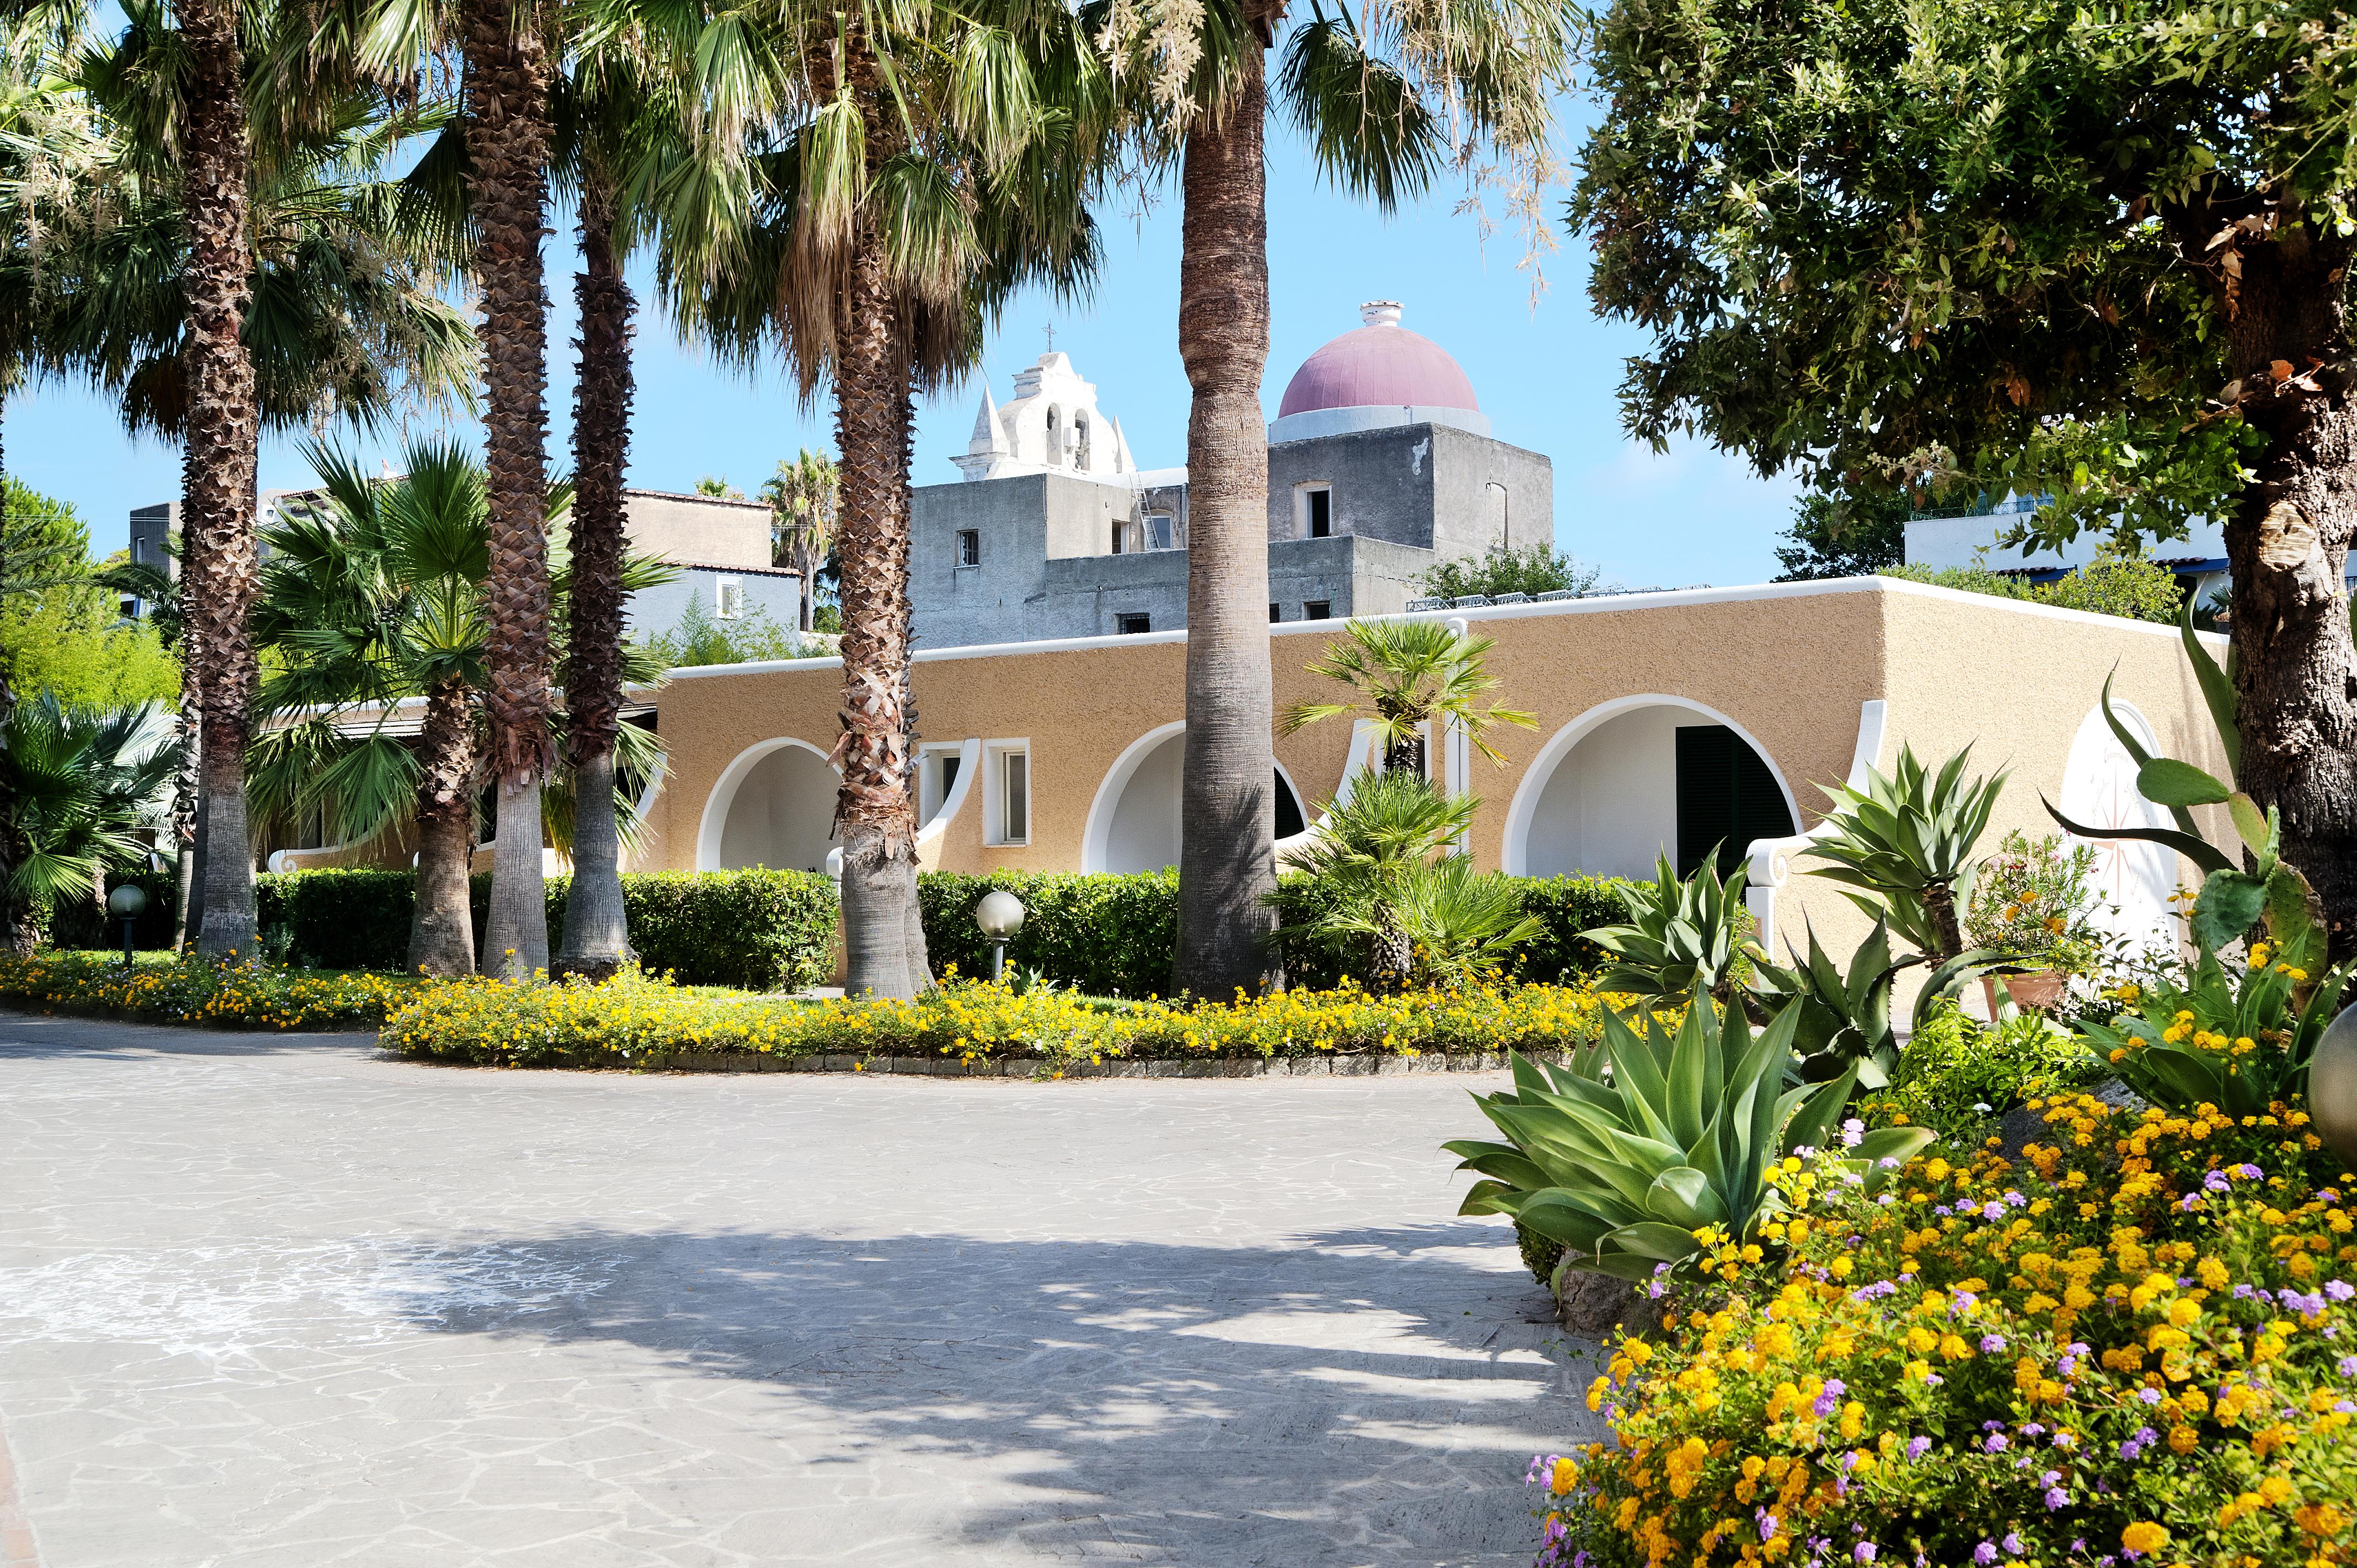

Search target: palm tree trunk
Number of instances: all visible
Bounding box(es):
[464,0,555,979]
[407,677,477,977]
[829,35,924,999]
[1170,24,1280,998]
[181,0,261,961]
[171,700,199,950]
[553,174,635,982]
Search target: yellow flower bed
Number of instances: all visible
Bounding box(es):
[380,968,1616,1072]
[0,950,430,1029]
[1534,1095,2357,1568]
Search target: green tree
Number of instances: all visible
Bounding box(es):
[1773,491,1909,582]
[1279,617,1536,775]
[1568,0,2357,946]
[760,448,837,633]
[1093,0,1575,998]
[1416,540,1605,600]
[639,595,817,668]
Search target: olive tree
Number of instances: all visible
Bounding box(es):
[1569,0,2357,945]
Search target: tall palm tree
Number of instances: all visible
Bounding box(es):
[1279,617,1534,775]
[760,447,836,632]
[1091,0,1573,996]
[665,0,1108,998]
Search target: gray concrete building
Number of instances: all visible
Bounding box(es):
[910,301,1554,648]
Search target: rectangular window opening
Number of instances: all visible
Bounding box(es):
[1304,600,1332,621]
[716,577,745,620]
[1305,487,1332,539]
[1116,612,1151,636]
[1000,750,1029,843]
[1269,603,1282,622]
[956,529,981,568]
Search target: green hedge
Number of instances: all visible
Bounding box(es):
[64,864,1632,996]
[240,868,835,991]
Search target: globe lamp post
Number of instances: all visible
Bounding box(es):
[975,891,1025,982]
[107,883,148,969]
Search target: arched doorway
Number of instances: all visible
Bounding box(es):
[2058,700,2178,954]
[698,739,841,873]
[1083,724,1307,873]
[1503,697,1797,880]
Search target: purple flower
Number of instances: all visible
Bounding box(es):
[1841,1118,1865,1148]
[2204,1169,2231,1193]
[2178,1193,2202,1213]
[1980,1334,2008,1353]
[2046,1487,2071,1510]
[1758,1508,1780,1542]
[2338,1355,2357,1377]
[1933,1205,1953,1218]
[1855,1546,1877,1564]
[1974,1546,1998,1566]
[1906,1436,1931,1461]
[1981,1201,2006,1221]
[2235,1163,2262,1179]
[2004,1190,2027,1208]
[2327,1280,2354,1302]
[2022,1423,2045,1437]
[1983,1434,2008,1453]
[1951,1290,1979,1317]
[1814,1379,1847,1418]
[2004,1534,2025,1556]
[2233,1284,2256,1300]
[2137,1387,2163,1405]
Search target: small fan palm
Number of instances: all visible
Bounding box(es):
[0,696,175,953]
[1280,617,1536,775]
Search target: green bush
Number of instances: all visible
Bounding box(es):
[919,869,1181,996]
[46,866,179,950]
[612,869,837,991]
[258,869,418,969]
[1863,1001,2105,1147]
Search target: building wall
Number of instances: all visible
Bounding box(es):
[1265,426,1438,546]
[1429,425,1555,559]
[628,565,804,643]
[623,489,775,571]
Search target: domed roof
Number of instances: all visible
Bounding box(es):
[1277,301,1480,420]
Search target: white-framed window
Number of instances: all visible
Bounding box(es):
[984,739,1031,845]
[716,576,745,620]
[956,529,981,568]
[1143,512,1175,551]
[1296,483,1335,539]
[918,744,965,825]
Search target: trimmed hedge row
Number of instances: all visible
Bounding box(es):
[56,864,1632,996]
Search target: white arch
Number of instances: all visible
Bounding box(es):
[1500,694,1802,879]
[696,736,838,872]
[914,737,982,870]
[1744,700,1887,955]
[2057,698,2178,955]
[1080,722,1318,873]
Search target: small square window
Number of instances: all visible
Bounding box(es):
[716,577,745,620]
[1304,600,1331,621]
[1116,612,1151,636]
[985,742,1031,845]
[956,529,981,568]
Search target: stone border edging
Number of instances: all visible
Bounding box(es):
[644,1049,1538,1077]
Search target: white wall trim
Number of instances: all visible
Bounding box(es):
[914,737,983,869]
[694,736,837,872]
[981,736,1032,846]
[1744,699,1889,957]
[1499,694,1803,879]
[1274,718,1383,866]
[1081,721,1187,873]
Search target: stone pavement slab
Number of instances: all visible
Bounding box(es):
[0,1013,1605,1567]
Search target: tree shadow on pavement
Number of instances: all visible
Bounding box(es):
[392,1220,1607,1566]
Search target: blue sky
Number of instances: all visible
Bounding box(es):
[6,120,1802,589]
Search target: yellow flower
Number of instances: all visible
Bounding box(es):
[2120,1523,2168,1556]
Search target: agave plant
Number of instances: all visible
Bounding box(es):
[1448,985,1932,1283]
[1584,849,1749,1000]
[1808,744,2006,959]
[1748,916,2029,1087]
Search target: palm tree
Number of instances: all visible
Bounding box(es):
[62,2,478,961]
[665,0,1109,998]
[1279,617,1535,774]
[1091,0,1574,996]
[0,696,176,955]
[249,440,671,976]
[760,448,836,633]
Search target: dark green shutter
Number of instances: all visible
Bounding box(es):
[1675,726,1797,876]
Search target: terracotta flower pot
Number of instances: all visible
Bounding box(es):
[1982,969,2070,1015]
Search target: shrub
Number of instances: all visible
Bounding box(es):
[0,950,428,1028]
[918,870,1180,996]
[258,870,419,971]
[614,869,837,991]
[1529,1094,2355,1568]
[1863,1004,2104,1148]
[383,970,1614,1072]
[46,866,178,951]
[1964,829,2108,977]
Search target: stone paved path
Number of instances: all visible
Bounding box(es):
[0,1014,1603,1567]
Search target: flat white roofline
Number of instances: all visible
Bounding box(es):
[665,572,2219,681]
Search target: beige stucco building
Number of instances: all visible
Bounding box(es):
[623,576,2226,963]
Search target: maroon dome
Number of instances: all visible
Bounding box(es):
[1277,302,1480,418]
